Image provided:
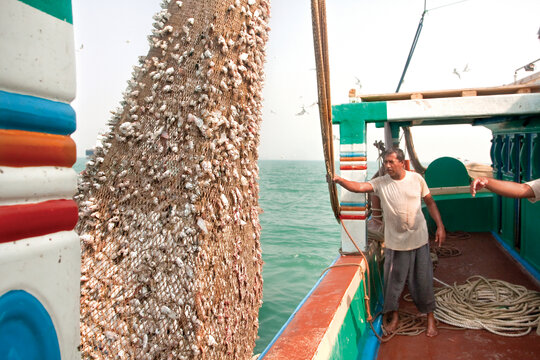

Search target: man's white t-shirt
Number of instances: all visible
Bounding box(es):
[369,171,430,251]
[526,178,540,203]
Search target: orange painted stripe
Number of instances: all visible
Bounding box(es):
[340,157,367,162]
[341,206,367,211]
[263,255,364,359]
[0,200,78,243]
[0,129,76,167]
[340,165,367,171]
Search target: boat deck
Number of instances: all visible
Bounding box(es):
[377,232,540,360]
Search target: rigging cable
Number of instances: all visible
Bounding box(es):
[311,0,340,221]
[396,1,473,173]
[395,1,427,93]
[394,1,428,173]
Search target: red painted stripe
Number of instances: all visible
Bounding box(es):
[0,200,78,243]
[340,214,367,220]
[0,129,76,167]
[339,165,367,170]
[340,157,367,162]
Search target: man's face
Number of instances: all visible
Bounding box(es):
[384,153,404,178]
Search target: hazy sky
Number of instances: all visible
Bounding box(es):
[72,0,540,163]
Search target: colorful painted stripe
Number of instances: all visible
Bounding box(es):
[340,157,367,162]
[0,129,75,167]
[341,210,367,215]
[340,214,367,220]
[0,91,76,135]
[0,0,75,101]
[0,290,61,359]
[340,165,367,171]
[340,152,366,158]
[0,166,77,206]
[340,202,367,207]
[0,200,78,243]
[341,206,367,212]
[340,161,366,167]
[0,230,81,359]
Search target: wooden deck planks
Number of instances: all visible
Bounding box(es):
[377,232,540,360]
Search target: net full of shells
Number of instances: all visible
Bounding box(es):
[76,0,270,358]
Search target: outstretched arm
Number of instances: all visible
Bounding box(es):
[332,175,374,193]
[423,194,446,247]
[470,177,534,198]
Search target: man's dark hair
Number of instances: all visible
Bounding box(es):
[383,147,405,162]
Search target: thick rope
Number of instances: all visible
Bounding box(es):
[434,276,540,337]
[311,0,340,221]
[447,231,472,240]
[402,126,427,174]
[433,244,461,258]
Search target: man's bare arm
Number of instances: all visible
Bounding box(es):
[470,177,534,198]
[423,193,446,246]
[332,175,374,193]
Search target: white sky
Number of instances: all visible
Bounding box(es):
[72,0,540,164]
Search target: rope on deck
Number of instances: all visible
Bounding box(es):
[434,275,540,337]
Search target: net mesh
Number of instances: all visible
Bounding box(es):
[76,1,270,358]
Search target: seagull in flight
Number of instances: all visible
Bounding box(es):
[354,76,362,89]
[296,106,308,116]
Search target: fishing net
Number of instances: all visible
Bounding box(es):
[76,1,270,358]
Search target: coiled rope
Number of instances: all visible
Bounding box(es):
[311,0,340,221]
[327,226,540,340]
[434,276,540,337]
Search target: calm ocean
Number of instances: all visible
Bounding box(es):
[72,158,378,353]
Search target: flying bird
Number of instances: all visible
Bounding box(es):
[354,76,362,89]
[452,68,461,79]
[295,106,308,116]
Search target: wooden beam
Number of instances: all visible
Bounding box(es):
[461,90,477,97]
[356,83,540,102]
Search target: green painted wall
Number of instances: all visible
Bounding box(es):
[423,193,494,233]
[328,253,384,360]
[19,0,73,24]
[500,174,517,247]
[521,200,540,273]
[424,157,470,188]
[332,102,387,144]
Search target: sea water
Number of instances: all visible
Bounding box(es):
[72,158,378,353]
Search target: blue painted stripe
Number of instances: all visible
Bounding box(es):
[340,152,366,157]
[0,290,61,360]
[341,202,367,207]
[258,256,340,359]
[0,91,76,135]
[491,231,540,282]
[360,314,383,360]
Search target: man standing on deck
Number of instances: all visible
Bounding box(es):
[470,177,540,202]
[331,148,446,337]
